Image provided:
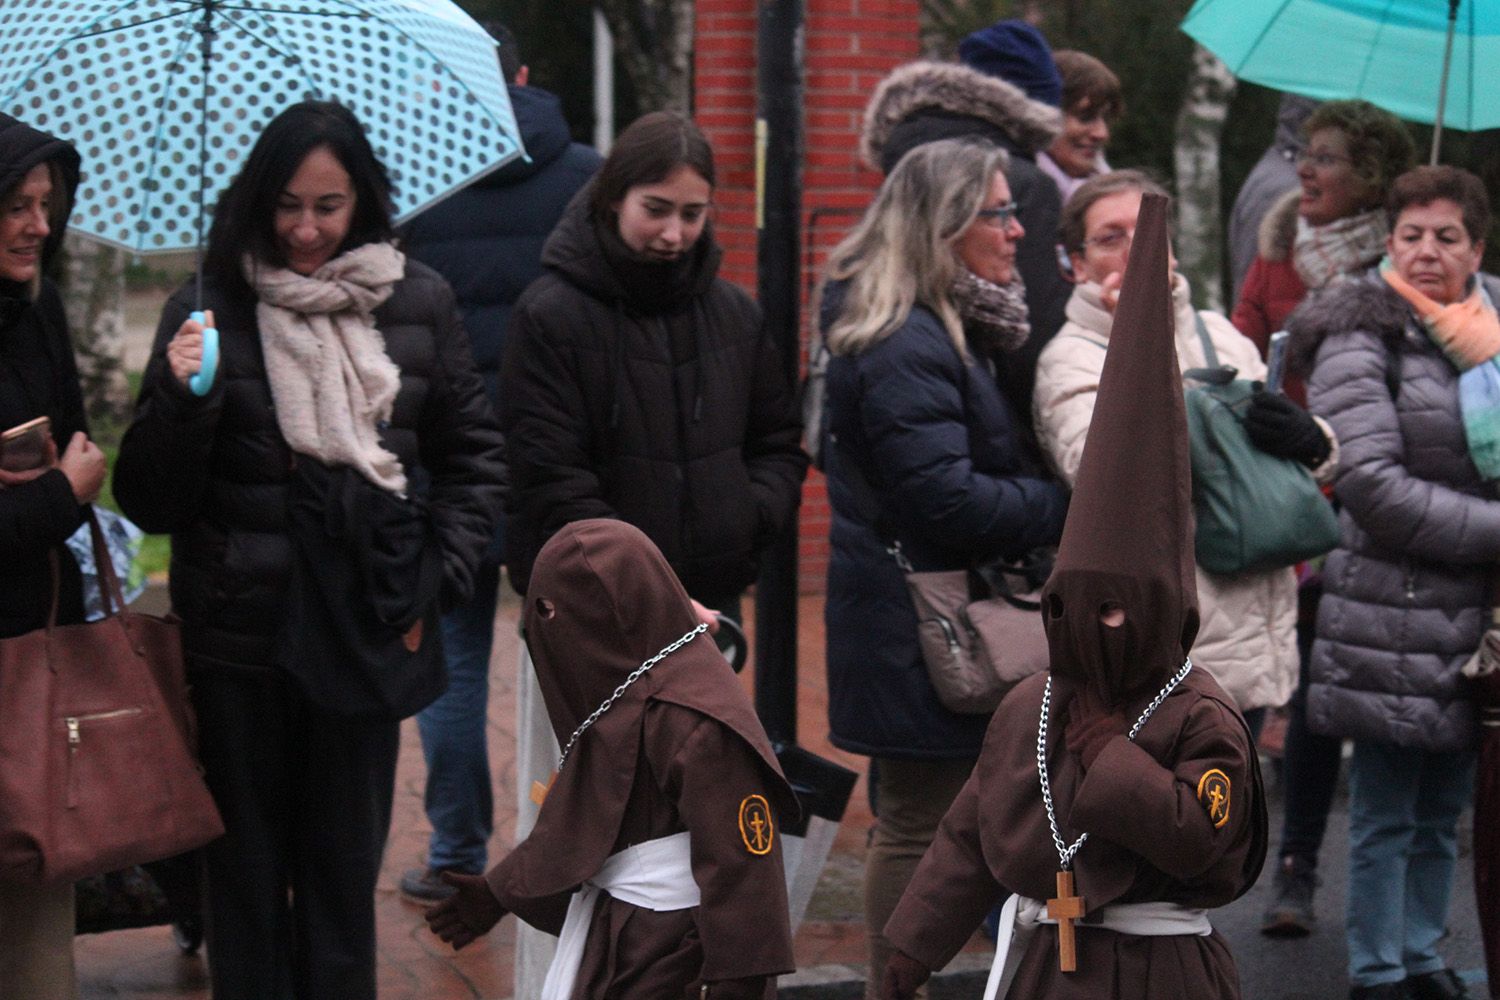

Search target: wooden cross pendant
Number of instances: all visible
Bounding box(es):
[1046,869,1086,972]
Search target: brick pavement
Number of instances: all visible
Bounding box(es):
[75,590,953,999]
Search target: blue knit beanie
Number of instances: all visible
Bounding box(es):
[958,20,1062,107]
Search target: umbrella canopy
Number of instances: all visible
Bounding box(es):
[0,0,523,255]
[1181,0,1497,157]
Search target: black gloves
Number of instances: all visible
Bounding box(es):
[1245,388,1331,468]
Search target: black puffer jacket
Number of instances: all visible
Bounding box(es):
[0,115,87,639]
[501,187,808,596]
[113,258,506,672]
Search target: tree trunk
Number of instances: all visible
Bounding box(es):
[59,233,129,426]
[595,0,695,115]
[1173,43,1237,313]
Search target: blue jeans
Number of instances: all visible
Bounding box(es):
[1346,739,1476,988]
[414,562,500,874]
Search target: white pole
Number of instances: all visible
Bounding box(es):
[1431,0,1459,165]
[593,8,614,155]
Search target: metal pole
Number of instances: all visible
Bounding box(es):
[1430,0,1460,165]
[195,0,216,308]
[754,0,804,746]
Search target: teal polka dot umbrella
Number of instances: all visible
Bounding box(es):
[0,0,524,256]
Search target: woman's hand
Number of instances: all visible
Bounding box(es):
[166,309,214,387]
[1245,389,1331,468]
[0,437,58,488]
[58,432,107,504]
[1098,271,1124,314]
[423,872,506,950]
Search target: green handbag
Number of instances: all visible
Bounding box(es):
[1183,316,1341,575]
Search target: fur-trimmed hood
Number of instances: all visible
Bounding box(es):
[1257,188,1302,263]
[860,60,1063,173]
[1285,270,1405,379]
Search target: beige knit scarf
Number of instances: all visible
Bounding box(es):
[1293,208,1387,291]
[246,242,407,494]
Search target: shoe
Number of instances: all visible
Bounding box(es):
[1403,969,1472,1000]
[1349,985,1407,1000]
[1260,856,1317,938]
[400,867,457,904]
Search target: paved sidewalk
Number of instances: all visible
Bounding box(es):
[77,589,979,999]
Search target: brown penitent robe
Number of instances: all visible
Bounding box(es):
[483,519,798,999]
[887,668,1264,1000]
[884,193,1266,1000]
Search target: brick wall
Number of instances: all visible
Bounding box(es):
[695,0,919,593]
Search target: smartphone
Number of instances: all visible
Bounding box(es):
[0,415,52,473]
[1266,331,1290,395]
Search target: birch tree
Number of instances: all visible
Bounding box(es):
[59,233,129,425]
[595,0,695,114]
[1173,42,1236,312]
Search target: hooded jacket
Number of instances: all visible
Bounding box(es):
[860,61,1072,434]
[1036,274,1329,712]
[500,186,808,597]
[1289,271,1500,753]
[0,114,88,639]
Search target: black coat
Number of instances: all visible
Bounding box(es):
[0,115,87,639]
[500,189,808,597]
[113,258,506,672]
[822,290,1068,758]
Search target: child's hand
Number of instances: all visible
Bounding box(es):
[424,872,506,949]
[1064,684,1129,769]
[881,950,931,1000]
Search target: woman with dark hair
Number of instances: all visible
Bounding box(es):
[1289,165,1495,1000]
[113,99,506,998]
[500,110,805,621]
[1037,49,1122,202]
[0,112,107,1000]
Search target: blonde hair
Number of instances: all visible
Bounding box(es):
[817,139,1008,357]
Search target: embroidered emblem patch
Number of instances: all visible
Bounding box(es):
[738,794,774,855]
[1196,769,1231,828]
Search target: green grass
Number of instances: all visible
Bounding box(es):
[94,370,171,580]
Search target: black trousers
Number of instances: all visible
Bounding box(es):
[191,668,400,1000]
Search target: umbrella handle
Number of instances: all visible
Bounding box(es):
[188,311,219,397]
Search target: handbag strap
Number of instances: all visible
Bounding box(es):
[46,506,126,629]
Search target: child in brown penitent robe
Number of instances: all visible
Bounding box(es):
[426,518,797,999]
[881,193,1268,1000]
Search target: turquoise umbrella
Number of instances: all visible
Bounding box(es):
[1181,0,1496,162]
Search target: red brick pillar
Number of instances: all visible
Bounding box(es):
[695,0,919,594]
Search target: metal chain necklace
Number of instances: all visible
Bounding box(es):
[556,623,709,770]
[1036,657,1194,870]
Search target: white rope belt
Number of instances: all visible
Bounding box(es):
[982,893,1212,1000]
[540,832,699,1000]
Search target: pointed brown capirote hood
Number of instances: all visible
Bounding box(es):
[1040,192,1199,703]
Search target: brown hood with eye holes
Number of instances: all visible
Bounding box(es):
[1039,192,1199,704]
[496,518,794,901]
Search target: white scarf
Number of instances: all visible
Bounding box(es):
[247,242,407,494]
[1292,208,1387,291]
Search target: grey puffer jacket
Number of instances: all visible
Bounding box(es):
[1288,270,1500,752]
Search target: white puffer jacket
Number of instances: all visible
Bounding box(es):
[1034,274,1332,712]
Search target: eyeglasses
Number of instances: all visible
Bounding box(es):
[1082,227,1133,253]
[1296,150,1353,169]
[976,203,1020,228]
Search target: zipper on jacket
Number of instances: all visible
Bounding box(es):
[1402,559,1416,602]
[65,707,144,808]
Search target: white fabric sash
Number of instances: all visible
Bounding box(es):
[982,893,1213,1000]
[540,832,699,1000]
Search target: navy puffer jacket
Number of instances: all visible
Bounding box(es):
[1291,270,1500,752]
[822,287,1068,759]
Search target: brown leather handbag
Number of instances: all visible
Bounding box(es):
[0,508,223,884]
